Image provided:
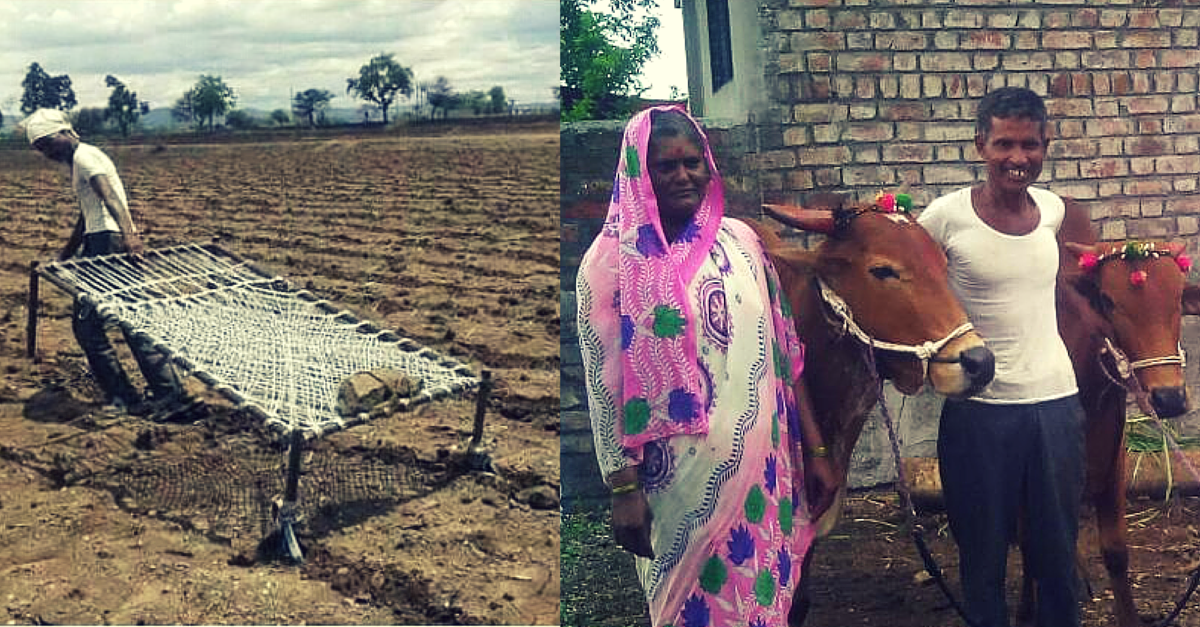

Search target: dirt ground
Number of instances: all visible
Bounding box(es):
[0,121,559,625]
[562,487,1200,627]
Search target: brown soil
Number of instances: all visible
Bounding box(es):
[0,122,560,625]
[562,487,1200,627]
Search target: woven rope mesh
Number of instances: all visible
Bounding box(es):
[40,243,479,436]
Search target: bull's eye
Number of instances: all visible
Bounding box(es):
[869,265,899,280]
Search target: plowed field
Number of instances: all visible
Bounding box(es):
[0,122,560,625]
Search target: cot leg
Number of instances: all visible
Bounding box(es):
[26,262,39,363]
[468,370,494,470]
[280,429,305,563]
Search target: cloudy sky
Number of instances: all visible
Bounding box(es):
[0,0,558,118]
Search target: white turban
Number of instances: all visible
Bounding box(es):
[19,108,74,145]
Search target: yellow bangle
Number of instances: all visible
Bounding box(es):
[611,481,640,495]
[807,445,828,458]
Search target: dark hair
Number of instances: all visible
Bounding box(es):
[649,109,705,151]
[975,87,1048,138]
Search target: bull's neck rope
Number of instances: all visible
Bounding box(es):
[1097,336,1186,417]
[815,277,974,378]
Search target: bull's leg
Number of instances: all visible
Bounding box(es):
[1094,456,1139,627]
[1016,529,1036,627]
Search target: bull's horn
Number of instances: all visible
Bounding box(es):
[1063,241,1097,258]
[763,204,835,234]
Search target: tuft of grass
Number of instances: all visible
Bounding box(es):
[1126,415,1200,501]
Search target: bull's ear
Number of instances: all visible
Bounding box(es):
[1183,284,1200,316]
[765,247,818,276]
[1063,241,1097,259]
[740,217,782,249]
[763,204,835,234]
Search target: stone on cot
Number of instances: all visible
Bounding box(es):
[335,369,424,417]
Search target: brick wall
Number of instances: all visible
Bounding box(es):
[561,1,1200,512]
[766,0,1200,241]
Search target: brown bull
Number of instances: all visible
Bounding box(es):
[1014,201,1192,627]
[742,198,997,625]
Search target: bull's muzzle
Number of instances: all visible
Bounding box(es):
[959,345,996,390]
[1150,386,1189,419]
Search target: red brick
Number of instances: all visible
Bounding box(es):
[843,166,896,186]
[963,31,1007,50]
[1057,119,1084,138]
[1165,115,1200,133]
[883,144,935,162]
[880,103,926,121]
[1050,73,1072,97]
[793,32,846,51]
[808,53,832,73]
[833,12,869,30]
[1074,8,1100,28]
[1072,73,1091,95]
[1093,73,1112,96]
[1043,31,1092,49]
[1123,31,1172,48]
[920,52,972,72]
[1125,180,1170,196]
[1002,52,1054,71]
[876,32,927,51]
[837,53,890,72]
[1087,118,1135,136]
[1099,10,1127,28]
[1157,156,1200,174]
[1080,159,1128,179]
[1134,50,1157,69]
[945,75,968,98]
[1050,139,1099,159]
[1128,10,1160,29]
[1163,49,1200,68]
[1132,73,1152,93]
[1112,73,1133,95]
[1128,96,1169,114]
[845,122,894,142]
[801,146,853,166]
[1045,99,1094,118]
[1082,50,1131,69]
[806,10,831,29]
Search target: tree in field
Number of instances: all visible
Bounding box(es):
[72,108,108,136]
[292,89,335,127]
[560,0,660,121]
[104,75,149,136]
[189,75,237,131]
[20,62,78,114]
[346,53,413,125]
[225,110,256,130]
[171,90,196,127]
[488,86,507,115]
[426,76,455,120]
[461,90,490,116]
[270,109,291,127]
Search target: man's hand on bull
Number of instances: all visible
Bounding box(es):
[612,489,654,559]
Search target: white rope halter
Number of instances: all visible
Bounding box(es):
[816,277,975,380]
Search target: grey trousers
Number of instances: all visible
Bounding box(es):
[937,395,1086,627]
[72,232,180,403]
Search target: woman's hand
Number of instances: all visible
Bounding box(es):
[804,453,841,520]
[611,489,654,559]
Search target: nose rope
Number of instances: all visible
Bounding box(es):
[816,278,975,380]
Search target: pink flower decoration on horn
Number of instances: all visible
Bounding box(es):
[1130,270,1148,286]
[1176,253,1192,273]
[876,192,896,213]
[1078,252,1099,271]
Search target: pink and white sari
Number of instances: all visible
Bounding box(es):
[577,105,816,627]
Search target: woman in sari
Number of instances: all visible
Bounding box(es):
[576,105,838,626]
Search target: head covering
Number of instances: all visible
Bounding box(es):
[594,104,726,450]
[20,108,73,145]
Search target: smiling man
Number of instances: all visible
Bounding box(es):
[917,88,1085,627]
[21,108,183,415]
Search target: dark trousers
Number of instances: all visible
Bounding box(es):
[937,396,1085,627]
[72,232,179,403]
